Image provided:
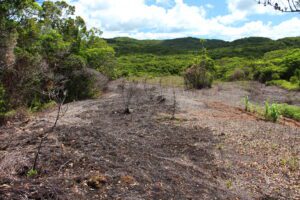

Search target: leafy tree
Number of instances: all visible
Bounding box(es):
[0,0,37,68]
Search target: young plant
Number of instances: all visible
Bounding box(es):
[171,89,177,120]
[264,101,280,122]
[119,80,137,114]
[270,104,280,122]
[244,96,249,112]
[27,168,38,177]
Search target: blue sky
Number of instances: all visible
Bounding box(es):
[60,0,300,40]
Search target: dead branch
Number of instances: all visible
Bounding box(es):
[32,87,67,171]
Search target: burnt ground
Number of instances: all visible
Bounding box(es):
[0,81,299,200]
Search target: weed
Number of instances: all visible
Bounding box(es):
[244,96,249,112]
[226,179,233,189]
[280,157,299,172]
[216,143,224,150]
[27,168,38,177]
[264,101,280,122]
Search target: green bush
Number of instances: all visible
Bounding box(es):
[61,54,87,72]
[65,70,96,101]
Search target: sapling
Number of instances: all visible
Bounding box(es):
[171,88,177,120]
[31,86,67,172]
[264,101,280,122]
[244,96,249,112]
[119,80,137,114]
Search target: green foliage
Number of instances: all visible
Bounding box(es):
[81,44,116,78]
[244,96,249,112]
[0,0,116,113]
[0,85,7,114]
[183,53,215,89]
[266,80,299,91]
[30,95,42,112]
[115,53,196,77]
[264,102,280,122]
[27,168,38,177]
[62,54,86,72]
[277,104,300,121]
[110,36,300,89]
[65,70,96,101]
[106,37,228,56]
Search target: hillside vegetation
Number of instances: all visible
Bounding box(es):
[0,1,116,121]
[107,37,300,91]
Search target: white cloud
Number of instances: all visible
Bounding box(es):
[64,0,300,41]
[155,0,172,6]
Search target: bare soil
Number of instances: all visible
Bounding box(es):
[0,81,299,200]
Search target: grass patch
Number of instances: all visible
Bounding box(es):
[242,97,300,122]
[266,80,299,91]
[277,104,300,121]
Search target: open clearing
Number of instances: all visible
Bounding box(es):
[0,81,299,200]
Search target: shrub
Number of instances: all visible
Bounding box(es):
[61,54,86,72]
[2,49,44,108]
[272,73,280,80]
[290,76,298,84]
[265,101,280,122]
[65,70,96,101]
[229,68,245,81]
[183,56,215,89]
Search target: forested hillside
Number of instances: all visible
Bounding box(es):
[106,36,300,58]
[107,37,300,90]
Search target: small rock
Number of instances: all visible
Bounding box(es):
[219,132,225,136]
[120,175,136,185]
[87,175,107,189]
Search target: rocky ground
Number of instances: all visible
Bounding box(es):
[0,81,299,200]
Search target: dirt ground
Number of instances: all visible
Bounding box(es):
[0,81,299,200]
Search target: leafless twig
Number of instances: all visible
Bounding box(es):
[32,87,67,171]
[171,88,177,120]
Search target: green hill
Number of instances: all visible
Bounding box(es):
[107,36,300,91]
[105,36,300,59]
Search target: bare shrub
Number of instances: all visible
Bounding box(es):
[171,89,177,120]
[229,69,245,81]
[32,86,67,171]
[119,79,138,114]
[184,64,213,89]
